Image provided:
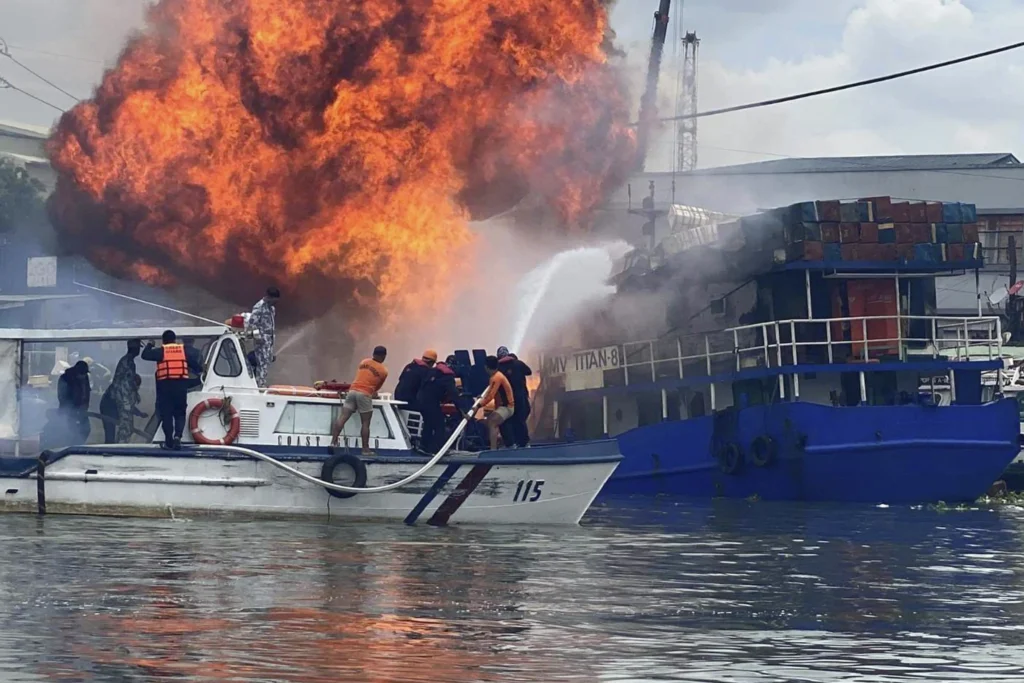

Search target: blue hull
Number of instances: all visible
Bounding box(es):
[603,399,1020,504]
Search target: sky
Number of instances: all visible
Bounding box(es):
[1,0,1023,170]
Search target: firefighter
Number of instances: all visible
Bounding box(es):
[477,355,514,451]
[497,346,532,447]
[143,330,203,449]
[416,357,459,454]
[394,350,437,414]
[57,360,91,443]
[330,346,388,455]
[247,286,280,387]
[99,339,147,443]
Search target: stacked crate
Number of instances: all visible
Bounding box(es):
[779,196,981,266]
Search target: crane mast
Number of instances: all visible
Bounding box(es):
[634,0,671,171]
[676,31,700,172]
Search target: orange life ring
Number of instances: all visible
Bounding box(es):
[188,398,241,445]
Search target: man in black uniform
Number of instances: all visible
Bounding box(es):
[394,350,437,413]
[142,330,204,449]
[497,346,532,448]
[416,357,459,454]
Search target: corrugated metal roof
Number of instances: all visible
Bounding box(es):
[0,120,49,139]
[693,153,1021,175]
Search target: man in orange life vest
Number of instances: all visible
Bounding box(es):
[331,346,388,455]
[478,355,514,451]
[142,330,204,449]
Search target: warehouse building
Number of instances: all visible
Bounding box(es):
[608,154,1024,315]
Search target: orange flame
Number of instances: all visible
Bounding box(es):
[46,0,635,325]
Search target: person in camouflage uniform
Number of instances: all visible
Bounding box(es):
[246,287,281,388]
[99,340,146,443]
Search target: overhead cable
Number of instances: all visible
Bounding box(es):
[0,38,81,103]
[647,39,1024,124]
[0,74,67,113]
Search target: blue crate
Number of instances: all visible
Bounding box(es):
[788,202,819,223]
[789,222,822,243]
[930,223,948,243]
[942,202,963,223]
[946,223,963,243]
[913,243,940,263]
[878,223,897,244]
[824,243,842,261]
[960,203,977,223]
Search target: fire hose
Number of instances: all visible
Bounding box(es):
[192,396,484,495]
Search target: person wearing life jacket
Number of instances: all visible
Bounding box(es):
[394,350,437,415]
[331,346,388,455]
[497,346,533,447]
[416,358,460,454]
[477,355,514,450]
[142,330,204,449]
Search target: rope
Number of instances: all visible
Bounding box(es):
[192,396,484,494]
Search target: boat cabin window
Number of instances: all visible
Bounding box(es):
[213,339,243,378]
[275,401,394,439]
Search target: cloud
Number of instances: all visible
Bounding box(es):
[630,0,1024,170]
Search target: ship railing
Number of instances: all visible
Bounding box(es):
[725,314,1002,372]
[541,314,1002,389]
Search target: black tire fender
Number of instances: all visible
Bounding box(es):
[320,452,368,499]
[749,435,777,467]
[717,443,743,475]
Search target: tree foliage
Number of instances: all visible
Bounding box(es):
[0,158,46,233]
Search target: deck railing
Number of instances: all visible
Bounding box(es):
[541,314,1003,389]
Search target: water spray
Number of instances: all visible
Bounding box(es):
[509,241,628,351]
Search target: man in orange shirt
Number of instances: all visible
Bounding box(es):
[478,355,514,451]
[331,346,388,455]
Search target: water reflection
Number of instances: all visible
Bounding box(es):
[0,500,1023,681]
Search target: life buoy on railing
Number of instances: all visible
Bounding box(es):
[716,442,743,475]
[189,398,240,446]
[749,435,777,467]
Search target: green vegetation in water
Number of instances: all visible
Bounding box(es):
[977,490,1024,507]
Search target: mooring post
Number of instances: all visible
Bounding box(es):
[36,452,47,516]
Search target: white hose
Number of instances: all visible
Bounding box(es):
[193,397,484,494]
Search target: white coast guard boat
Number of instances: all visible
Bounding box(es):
[0,321,620,526]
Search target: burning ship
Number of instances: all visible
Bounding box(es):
[531,196,1021,504]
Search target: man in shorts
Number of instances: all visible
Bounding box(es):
[331,346,388,454]
[479,355,514,451]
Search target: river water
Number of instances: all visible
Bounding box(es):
[2,499,1024,682]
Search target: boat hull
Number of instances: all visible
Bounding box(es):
[0,441,621,526]
[603,400,1020,504]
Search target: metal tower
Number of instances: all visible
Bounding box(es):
[676,31,700,172]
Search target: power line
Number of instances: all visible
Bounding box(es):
[0,38,82,102]
[647,39,1024,125]
[0,74,67,113]
[2,43,103,65]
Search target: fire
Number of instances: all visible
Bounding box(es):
[46,0,635,325]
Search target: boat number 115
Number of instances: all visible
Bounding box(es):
[512,480,545,503]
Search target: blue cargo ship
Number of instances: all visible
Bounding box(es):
[494,196,1020,504]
